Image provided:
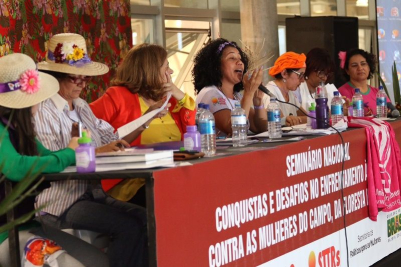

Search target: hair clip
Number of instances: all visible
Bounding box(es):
[216,42,236,55]
[338,51,347,69]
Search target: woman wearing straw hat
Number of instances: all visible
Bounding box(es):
[0,53,108,267]
[34,33,150,267]
[262,51,308,126]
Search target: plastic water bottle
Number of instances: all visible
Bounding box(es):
[315,82,329,129]
[231,103,247,147]
[199,104,216,157]
[75,132,96,173]
[195,103,204,128]
[307,102,317,129]
[376,86,387,118]
[331,91,344,125]
[352,88,364,117]
[267,97,282,138]
[184,125,201,152]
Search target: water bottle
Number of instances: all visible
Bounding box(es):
[331,91,344,125]
[315,82,329,129]
[231,103,247,147]
[352,88,364,117]
[199,104,216,157]
[75,132,96,173]
[376,86,387,118]
[267,97,282,138]
[307,102,317,129]
[195,103,204,128]
[183,125,201,152]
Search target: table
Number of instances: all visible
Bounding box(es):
[6,119,401,267]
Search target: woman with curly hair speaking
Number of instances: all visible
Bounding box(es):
[193,38,267,136]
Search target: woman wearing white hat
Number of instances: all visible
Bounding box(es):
[34,33,150,267]
[0,53,108,267]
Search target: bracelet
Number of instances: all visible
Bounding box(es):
[142,124,149,130]
[254,105,264,110]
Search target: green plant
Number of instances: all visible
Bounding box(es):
[378,61,401,108]
[0,169,45,234]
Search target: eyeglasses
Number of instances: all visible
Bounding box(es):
[316,71,333,80]
[68,75,91,86]
[291,70,305,80]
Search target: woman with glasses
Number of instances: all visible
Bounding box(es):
[298,48,344,112]
[33,33,163,267]
[262,52,307,126]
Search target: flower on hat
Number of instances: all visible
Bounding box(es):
[61,42,75,58]
[70,47,85,61]
[53,42,86,63]
[19,69,40,94]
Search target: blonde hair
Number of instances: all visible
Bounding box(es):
[111,43,167,101]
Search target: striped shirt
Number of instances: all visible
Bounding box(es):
[34,93,118,216]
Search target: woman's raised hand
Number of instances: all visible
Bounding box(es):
[243,67,263,98]
[163,71,185,100]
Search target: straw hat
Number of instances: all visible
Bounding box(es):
[38,33,109,76]
[0,53,59,109]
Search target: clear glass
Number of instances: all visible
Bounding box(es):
[165,20,209,100]
[346,0,369,20]
[278,26,286,55]
[277,0,300,15]
[164,0,208,9]
[221,0,239,12]
[131,18,154,45]
[131,0,150,5]
[311,0,337,16]
[358,28,372,52]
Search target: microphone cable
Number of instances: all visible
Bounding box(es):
[274,98,350,267]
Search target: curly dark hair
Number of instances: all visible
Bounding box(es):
[342,48,376,80]
[192,38,249,93]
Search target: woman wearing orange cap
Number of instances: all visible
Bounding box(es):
[262,52,307,126]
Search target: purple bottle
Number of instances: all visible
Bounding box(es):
[75,132,96,173]
[307,102,317,129]
[315,82,329,129]
[183,125,201,152]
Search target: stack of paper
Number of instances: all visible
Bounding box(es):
[63,148,174,173]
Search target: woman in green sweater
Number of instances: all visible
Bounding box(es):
[0,53,108,267]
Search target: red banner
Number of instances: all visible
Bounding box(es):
[154,126,374,266]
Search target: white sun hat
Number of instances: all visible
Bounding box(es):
[38,33,109,76]
[0,53,59,109]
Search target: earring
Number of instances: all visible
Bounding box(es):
[305,76,308,80]
[283,78,286,83]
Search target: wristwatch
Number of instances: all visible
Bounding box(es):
[142,124,149,129]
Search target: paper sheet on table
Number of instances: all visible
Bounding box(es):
[117,93,172,138]
[253,120,348,137]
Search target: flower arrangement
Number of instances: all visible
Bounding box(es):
[49,42,91,67]
[53,42,85,63]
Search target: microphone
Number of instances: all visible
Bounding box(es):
[387,102,400,118]
[258,84,276,98]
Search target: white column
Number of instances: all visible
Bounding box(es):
[240,0,279,84]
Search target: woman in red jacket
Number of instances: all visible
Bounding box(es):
[90,43,196,206]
